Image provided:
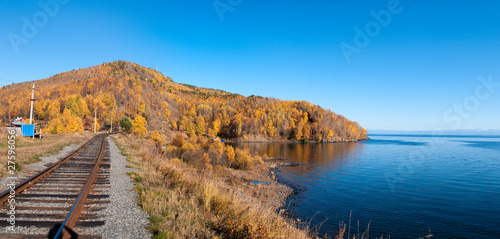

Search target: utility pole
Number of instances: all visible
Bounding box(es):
[29,82,36,124]
[94,108,97,133]
[110,114,113,133]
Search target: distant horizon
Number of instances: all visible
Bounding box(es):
[367,129,500,136]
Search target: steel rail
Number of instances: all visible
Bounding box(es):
[54,134,107,239]
[0,134,100,205]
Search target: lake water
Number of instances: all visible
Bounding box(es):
[231,135,500,238]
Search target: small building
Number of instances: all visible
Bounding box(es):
[6,117,25,136]
[21,124,35,137]
[7,117,43,138]
[83,118,92,131]
[9,117,25,127]
[211,137,226,144]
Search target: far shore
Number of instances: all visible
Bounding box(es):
[227,137,370,144]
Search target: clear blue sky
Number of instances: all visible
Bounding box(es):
[1,1,499,131]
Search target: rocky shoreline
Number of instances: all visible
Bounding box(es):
[263,157,308,224]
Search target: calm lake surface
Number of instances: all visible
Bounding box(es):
[231,135,500,238]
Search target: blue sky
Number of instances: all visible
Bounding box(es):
[1,1,499,131]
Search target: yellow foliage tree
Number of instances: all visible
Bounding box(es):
[161,101,170,121]
[47,100,61,120]
[64,109,84,132]
[65,94,90,118]
[47,118,63,134]
[208,140,225,165]
[225,145,235,168]
[186,122,196,137]
[211,119,221,136]
[188,107,196,117]
[132,115,147,138]
[295,121,304,140]
[207,128,216,139]
[303,124,311,140]
[149,130,164,148]
[47,108,83,133]
[35,99,47,120]
[327,129,334,141]
[196,115,206,136]
[267,120,275,137]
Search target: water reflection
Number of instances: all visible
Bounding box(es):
[229,142,366,189]
[230,141,365,165]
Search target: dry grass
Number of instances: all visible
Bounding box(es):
[334,212,391,239]
[112,133,312,239]
[0,131,93,178]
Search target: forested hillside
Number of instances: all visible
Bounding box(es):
[0,61,367,141]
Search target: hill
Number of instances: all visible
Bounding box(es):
[0,61,367,141]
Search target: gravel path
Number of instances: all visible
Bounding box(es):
[99,136,152,239]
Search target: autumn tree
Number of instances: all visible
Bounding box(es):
[195,115,206,136]
[149,130,164,149]
[172,133,184,147]
[132,115,147,138]
[35,99,47,120]
[211,119,221,136]
[63,109,84,132]
[208,140,225,165]
[186,122,195,137]
[196,104,212,117]
[65,94,90,118]
[178,116,188,131]
[120,116,133,133]
[47,100,61,120]
[266,119,276,137]
[225,145,235,168]
[327,129,334,141]
[47,108,83,133]
[161,101,170,121]
[303,124,311,140]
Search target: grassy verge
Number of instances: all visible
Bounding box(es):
[112,133,311,239]
[0,132,93,178]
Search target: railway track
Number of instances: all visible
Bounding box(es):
[0,134,111,239]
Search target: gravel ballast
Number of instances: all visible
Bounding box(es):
[74,136,152,238]
[99,136,152,238]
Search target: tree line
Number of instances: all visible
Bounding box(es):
[0,61,367,141]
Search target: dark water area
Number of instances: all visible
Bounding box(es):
[230,135,500,238]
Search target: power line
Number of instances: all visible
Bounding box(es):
[0,77,15,85]
[0,69,32,82]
